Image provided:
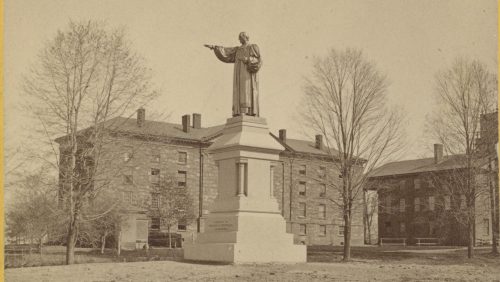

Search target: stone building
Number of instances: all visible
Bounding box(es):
[369,112,498,246]
[57,109,365,248]
[271,130,364,246]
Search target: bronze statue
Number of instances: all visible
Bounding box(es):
[205,32,262,117]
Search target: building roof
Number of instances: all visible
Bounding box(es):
[103,117,224,142]
[269,134,341,158]
[369,154,489,178]
[284,138,335,156]
[58,116,335,157]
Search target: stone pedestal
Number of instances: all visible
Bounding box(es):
[184,116,306,263]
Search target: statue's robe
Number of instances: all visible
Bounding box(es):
[214,44,261,116]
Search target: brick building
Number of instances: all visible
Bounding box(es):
[58,109,365,248]
[369,112,498,246]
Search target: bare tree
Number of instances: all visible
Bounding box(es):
[488,156,499,255]
[75,192,127,255]
[23,20,156,264]
[301,48,405,261]
[4,146,30,178]
[151,174,196,248]
[363,189,378,245]
[5,167,64,258]
[427,57,497,258]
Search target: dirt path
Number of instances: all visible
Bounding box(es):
[6,260,500,281]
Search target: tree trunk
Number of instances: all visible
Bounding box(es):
[39,237,44,261]
[65,222,78,265]
[492,215,499,255]
[65,137,79,265]
[117,230,121,256]
[489,160,498,254]
[467,219,474,258]
[168,225,172,249]
[29,236,33,254]
[363,189,368,244]
[100,232,107,254]
[343,214,352,261]
[367,223,372,245]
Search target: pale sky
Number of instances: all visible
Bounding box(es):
[4,0,498,161]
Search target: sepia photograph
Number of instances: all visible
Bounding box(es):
[3,0,499,281]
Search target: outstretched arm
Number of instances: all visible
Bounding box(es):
[204,45,237,63]
[204,44,215,50]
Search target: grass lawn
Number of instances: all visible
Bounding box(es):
[4,245,183,268]
[308,245,500,266]
[5,245,500,281]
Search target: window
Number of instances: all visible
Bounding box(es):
[399,180,406,191]
[151,154,160,163]
[399,198,406,213]
[319,166,326,179]
[400,222,406,233]
[298,202,306,217]
[460,195,467,209]
[319,225,327,236]
[299,165,306,175]
[385,196,392,214]
[123,173,133,184]
[178,152,187,164]
[428,196,435,211]
[151,193,160,209]
[151,217,160,230]
[442,184,450,192]
[414,178,421,190]
[150,168,160,184]
[338,218,345,235]
[177,170,187,187]
[444,195,451,210]
[318,204,326,219]
[151,183,160,191]
[178,220,187,231]
[338,225,345,236]
[320,184,326,198]
[414,197,420,212]
[298,182,306,196]
[384,221,392,234]
[483,218,490,235]
[123,191,134,204]
[427,179,435,189]
[299,224,307,235]
[429,222,436,235]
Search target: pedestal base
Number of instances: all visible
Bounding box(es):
[184,241,306,263]
[184,212,306,263]
[184,115,306,263]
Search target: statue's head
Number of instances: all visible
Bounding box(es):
[238,32,249,44]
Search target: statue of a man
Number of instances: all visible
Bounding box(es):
[205,32,262,117]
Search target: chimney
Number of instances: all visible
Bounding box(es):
[182,114,190,133]
[137,108,145,127]
[434,144,443,164]
[279,129,287,142]
[192,113,201,129]
[315,135,324,150]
